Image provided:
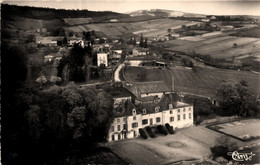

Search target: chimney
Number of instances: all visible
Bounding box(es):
[171,77,174,92]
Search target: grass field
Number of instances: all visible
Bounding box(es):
[216,119,260,140]
[164,33,260,64]
[124,66,260,97]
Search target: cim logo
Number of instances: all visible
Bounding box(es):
[227,151,255,161]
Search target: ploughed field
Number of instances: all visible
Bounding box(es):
[64,18,198,38]
[124,66,260,97]
[163,31,260,62]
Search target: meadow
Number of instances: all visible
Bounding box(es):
[124,66,260,97]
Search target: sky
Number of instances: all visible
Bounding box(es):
[2,0,260,16]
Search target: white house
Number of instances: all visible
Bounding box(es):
[97,53,108,67]
[107,94,194,142]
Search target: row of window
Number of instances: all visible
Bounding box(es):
[112,113,192,132]
[115,107,192,124]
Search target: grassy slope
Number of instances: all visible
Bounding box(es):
[124,66,260,97]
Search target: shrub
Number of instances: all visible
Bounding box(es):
[157,125,168,136]
[145,127,155,138]
[195,118,203,125]
[165,123,174,134]
[139,128,148,139]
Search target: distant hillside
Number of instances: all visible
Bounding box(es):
[1,4,129,20]
[128,9,205,18]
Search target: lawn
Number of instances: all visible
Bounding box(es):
[124,66,260,97]
[210,119,260,141]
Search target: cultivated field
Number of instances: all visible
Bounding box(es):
[165,35,260,60]
[63,18,93,26]
[124,66,260,97]
[64,18,197,39]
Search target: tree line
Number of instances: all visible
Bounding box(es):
[2,4,128,20]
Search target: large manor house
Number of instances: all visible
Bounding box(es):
[107,81,194,142]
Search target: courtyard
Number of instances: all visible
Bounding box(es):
[108,119,260,165]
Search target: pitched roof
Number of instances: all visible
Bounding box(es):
[134,81,171,94]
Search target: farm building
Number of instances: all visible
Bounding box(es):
[123,80,174,98]
[125,56,158,66]
[37,37,59,46]
[107,94,194,142]
[97,53,108,67]
[132,47,149,56]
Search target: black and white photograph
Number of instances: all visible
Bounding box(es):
[1,0,260,164]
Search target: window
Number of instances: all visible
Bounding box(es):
[150,118,153,125]
[118,134,121,140]
[189,107,191,111]
[170,117,174,122]
[178,109,180,113]
[183,108,186,112]
[123,124,126,129]
[169,104,173,109]
[112,135,115,141]
[111,126,114,132]
[142,109,146,114]
[123,118,126,123]
[117,125,120,131]
[183,114,186,120]
[170,110,173,114]
[132,109,136,115]
[132,122,138,128]
[133,116,136,120]
[142,119,148,125]
[156,117,161,123]
[117,118,120,123]
[189,113,191,119]
[178,115,180,121]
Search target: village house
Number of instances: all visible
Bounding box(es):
[97,53,108,67]
[44,55,54,63]
[107,94,194,142]
[132,47,149,56]
[37,36,59,46]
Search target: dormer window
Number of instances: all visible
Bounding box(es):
[132,109,136,115]
[169,104,173,109]
[142,109,146,114]
[155,106,160,113]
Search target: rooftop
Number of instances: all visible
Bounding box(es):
[134,81,171,94]
[113,94,191,117]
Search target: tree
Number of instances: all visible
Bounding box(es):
[26,34,36,43]
[36,75,47,88]
[216,80,258,116]
[210,135,237,160]
[67,106,87,139]
[139,33,144,48]
[181,57,194,67]
[50,76,62,84]
[144,38,148,48]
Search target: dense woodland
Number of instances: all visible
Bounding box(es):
[1,4,128,20]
